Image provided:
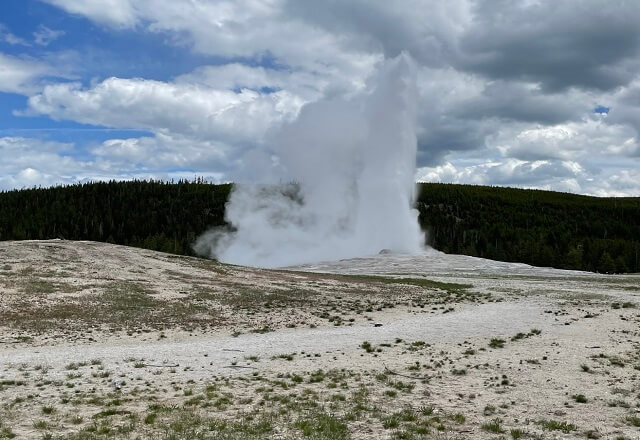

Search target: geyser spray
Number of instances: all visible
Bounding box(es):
[195,53,424,267]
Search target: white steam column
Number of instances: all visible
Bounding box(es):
[196,53,424,267]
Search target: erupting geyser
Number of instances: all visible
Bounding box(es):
[195,53,424,267]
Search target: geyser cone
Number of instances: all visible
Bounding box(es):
[196,53,424,267]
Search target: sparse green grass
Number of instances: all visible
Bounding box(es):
[572,394,587,403]
[295,412,349,439]
[274,353,295,361]
[481,418,505,433]
[0,421,15,439]
[308,370,326,383]
[337,274,472,294]
[65,362,84,370]
[625,415,640,427]
[360,341,374,353]
[2,280,215,333]
[489,338,505,349]
[33,420,49,430]
[538,419,578,433]
[483,405,496,416]
[291,374,304,383]
[41,406,56,415]
[21,279,75,295]
[34,364,50,373]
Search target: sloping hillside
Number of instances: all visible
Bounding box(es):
[1,241,639,439]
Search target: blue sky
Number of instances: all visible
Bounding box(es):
[0,0,215,142]
[1,0,639,195]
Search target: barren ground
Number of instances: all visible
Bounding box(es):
[0,240,639,439]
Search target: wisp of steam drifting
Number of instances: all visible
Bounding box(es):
[195,53,424,267]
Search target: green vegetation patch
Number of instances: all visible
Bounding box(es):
[537,419,578,433]
[295,412,349,439]
[1,281,221,333]
[337,274,472,294]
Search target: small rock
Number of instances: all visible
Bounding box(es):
[374,323,383,327]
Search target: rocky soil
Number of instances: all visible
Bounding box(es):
[1,240,639,439]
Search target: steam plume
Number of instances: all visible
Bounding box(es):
[195,53,424,267]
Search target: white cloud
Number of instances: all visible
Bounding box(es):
[42,0,137,28]
[175,64,335,102]
[26,77,306,142]
[0,52,52,93]
[417,157,640,197]
[92,133,231,171]
[11,0,640,196]
[42,0,382,77]
[0,135,231,190]
[488,118,640,161]
[0,137,85,189]
[0,23,29,45]
[33,25,65,46]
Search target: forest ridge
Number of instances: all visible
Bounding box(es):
[1,181,638,274]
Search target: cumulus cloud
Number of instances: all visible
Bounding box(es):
[91,133,231,172]
[5,0,638,195]
[417,159,584,193]
[175,64,340,102]
[457,0,640,91]
[43,0,381,78]
[0,52,53,93]
[0,137,86,189]
[488,118,640,161]
[0,135,227,191]
[417,113,640,196]
[42,0,138,28]
[26,77,305,143]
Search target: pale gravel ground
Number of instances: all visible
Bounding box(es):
[3,300,552,377]
[1,240,639,439]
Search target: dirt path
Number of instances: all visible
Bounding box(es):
[3,299,553,375]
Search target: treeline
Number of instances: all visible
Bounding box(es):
[0,180,230,255]
[416,183,640,273]
[0,180,638,273]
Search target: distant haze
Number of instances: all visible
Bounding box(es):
[194,54,424,267]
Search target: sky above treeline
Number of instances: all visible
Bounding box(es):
[1,0,639,196]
